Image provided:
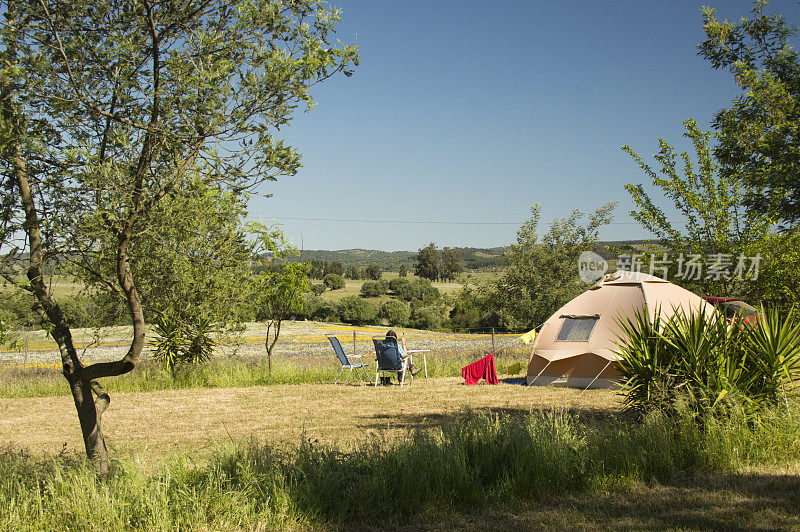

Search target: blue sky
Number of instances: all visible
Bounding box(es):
[249,1,800,251]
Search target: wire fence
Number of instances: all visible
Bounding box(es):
[0,322,534,370]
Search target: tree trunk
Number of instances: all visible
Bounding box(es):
[5,138,112,474]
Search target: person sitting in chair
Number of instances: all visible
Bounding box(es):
[381,330,420,384]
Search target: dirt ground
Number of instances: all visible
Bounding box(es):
[0,378,620,470]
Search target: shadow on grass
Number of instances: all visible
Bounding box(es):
[396,472,800,530]
[356,405,627,433]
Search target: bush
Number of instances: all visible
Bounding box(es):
[312,300,340,322]
[87,291,130,326]
[338,295,377,325]
[310,283,326,296]
[360,281,385,298]
[58,295,91,328]
[364,264,382,280]
[323,274,345,290]
[393,278,440,302]
[410,304,446,330]
[0,291,38,328]
[379,299,410,326]
[388,277,410,294]
[616,306,800,419]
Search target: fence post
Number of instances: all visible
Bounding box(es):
[491,328,495,354]
[353,330,356,356]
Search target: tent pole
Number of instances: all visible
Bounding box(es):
[578,360,612,397]
[527,360,552,387]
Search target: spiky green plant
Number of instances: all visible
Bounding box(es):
[615,306,800,419]
[614,308,677,414]
[150,309,216,377]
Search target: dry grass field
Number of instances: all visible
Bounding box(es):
[0,378,620,470]
[4,319,800,530]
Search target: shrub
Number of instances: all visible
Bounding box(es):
[150,311,216,377]
[393,278,440,302]
[58,295,91,328]
[410,304,445,330]
[616,306,800,419]
[338,295,377,325]
[0,291,38,328]
[312,300,340,322]
[310,283,326,295]
[379,299,410,327]
[360,281,385,298]
[388,277,410,294]
[364,264,382,280]
[87,291,130,326]
[323,274,345,290]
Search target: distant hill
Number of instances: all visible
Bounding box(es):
[292,247,509,271]
[276,240,657,272]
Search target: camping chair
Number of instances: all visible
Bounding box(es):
[372,336,412,387]
[327,335,370,385]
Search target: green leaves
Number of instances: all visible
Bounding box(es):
[150,310,217,377]
[623,120,772,296]
[699,1,800,226]
[616,306,800,420]
[490,202,616,330]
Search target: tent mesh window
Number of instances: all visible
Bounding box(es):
[556,317,598,342]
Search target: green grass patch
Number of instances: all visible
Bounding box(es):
[2,408,800,529]
[0,349,527,398]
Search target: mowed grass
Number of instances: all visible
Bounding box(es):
[0,377,613,469]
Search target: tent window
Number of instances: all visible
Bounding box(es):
[556,317,598,342]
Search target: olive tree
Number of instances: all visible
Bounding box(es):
[0,0,357,475]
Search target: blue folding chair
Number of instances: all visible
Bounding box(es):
[372,336,412,387]
[327,335,370,385]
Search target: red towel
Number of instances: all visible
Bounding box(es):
[462,353,499,385]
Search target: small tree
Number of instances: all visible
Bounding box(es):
[325,261,344,277]
[0,0,357,475]
[414,243,440,281]
[323,274,345,290]
[440,247,463,282]
[491,203,616,329]
[623,120,772,296]
[338,295,377,325]
[346,265,361,280]
[398,263,408,277]
[364,264,382,280]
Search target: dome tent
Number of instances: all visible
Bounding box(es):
[526,270,710,389]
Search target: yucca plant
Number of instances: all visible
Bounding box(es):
[615,308,678,415]
[741,306,800,409]
[150,309,217,377]
[615,305,800,419]
[662,307,751,416]
[150,312,184,376]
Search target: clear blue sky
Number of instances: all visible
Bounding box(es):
[248,0,800,252]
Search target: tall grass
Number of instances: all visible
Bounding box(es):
[2,408,799,529]
[0,350,526,398]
